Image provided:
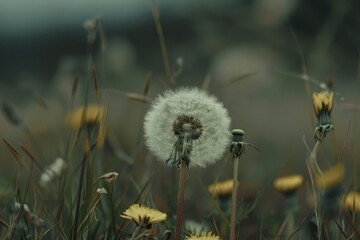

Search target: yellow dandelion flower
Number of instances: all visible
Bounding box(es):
[208,179,238,198]
[120,204,166,228]
[185,232,220,240]
[65,104,107,148]
[315,163,345,190]
[273,174,304,195]
[65,105,105,130]
[342,191,360,213]
[312,91,334,116]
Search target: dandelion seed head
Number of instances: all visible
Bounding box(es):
[144,88,231,168]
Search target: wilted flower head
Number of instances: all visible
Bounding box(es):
[315,163,345,190]
[312,91,334,141]
[273,174,304,196]
[144,88,231,168]
[342,191,360,213]
[208,179,238,198]
[185,232,220,240]
[120,204,166,228]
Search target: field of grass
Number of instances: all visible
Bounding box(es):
[0,1,359,239]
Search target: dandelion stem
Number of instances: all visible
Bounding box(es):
[310,141,323,175]
[175,161,187,240]
[306,158,321,239]
[230,157,239,240]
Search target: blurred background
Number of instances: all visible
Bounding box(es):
[0,0,359,237]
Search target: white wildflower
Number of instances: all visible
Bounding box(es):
[144,87,231,167]
[39,157,67,186]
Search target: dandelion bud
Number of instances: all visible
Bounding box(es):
[312,91,334,142]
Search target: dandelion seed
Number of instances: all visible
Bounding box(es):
[120,204,166,228]
[144,88,231,168]
[312,91,334,142]
[208,179,238,198]
[185,232,220,240]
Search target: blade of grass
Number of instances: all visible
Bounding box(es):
[3,138,24,168]
[151,0,172,86]
[19,144,44,171]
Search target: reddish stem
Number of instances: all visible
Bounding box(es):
[175,161,187,240]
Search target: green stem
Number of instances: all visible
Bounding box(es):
[286,209,295,239]
[230,157,239,240]
[310,141,323,175]
[175,161,187,240]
